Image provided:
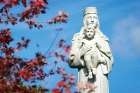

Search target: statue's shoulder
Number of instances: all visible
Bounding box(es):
[95,31,109,42]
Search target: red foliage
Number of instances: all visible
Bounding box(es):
[51,67,76,93]
[0,28,13,45]
[0,0,77,92]
[52,88,61,93]
[20,0,48,20]
[0,30,76,92]
[31,0,47,7]
[0,0,18,6]
[0,28,48,92]
[0,79,47,93]
[18,53,47,80]
[19,69,34,80]
[57,80,66,87]
[58,39,71,53]
[26,19,43,29]
[22,0,27,7]
[0,0,48,29]
[47,11,69,24]
[48,39,76,93]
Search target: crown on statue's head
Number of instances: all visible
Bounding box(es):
[84,7,97,15]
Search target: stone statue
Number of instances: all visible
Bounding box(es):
[69,7,113,93]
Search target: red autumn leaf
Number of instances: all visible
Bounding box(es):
[57,80,66,87]
[52,88,61,93]
[31,0,46,7]
[12,0,18,5]
[19,69,25,77]
[21,10,30,19]
[38,0,47,6]
[22,0,26,7]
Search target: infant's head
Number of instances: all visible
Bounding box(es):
[84,27,95,40]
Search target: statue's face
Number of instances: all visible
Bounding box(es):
[85,14,98,29]
[84,27,95,40]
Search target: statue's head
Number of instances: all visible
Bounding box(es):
[83,7,99,30]
[83,27,95,40]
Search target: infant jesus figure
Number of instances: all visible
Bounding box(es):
[80,27,105,79]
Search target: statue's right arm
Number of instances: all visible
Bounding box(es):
[68,33,85,68]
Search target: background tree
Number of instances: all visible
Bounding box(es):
[0,0,76,93]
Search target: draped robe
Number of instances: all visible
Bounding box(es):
[69,28,113,93]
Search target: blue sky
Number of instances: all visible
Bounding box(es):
[0,0,140,93]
